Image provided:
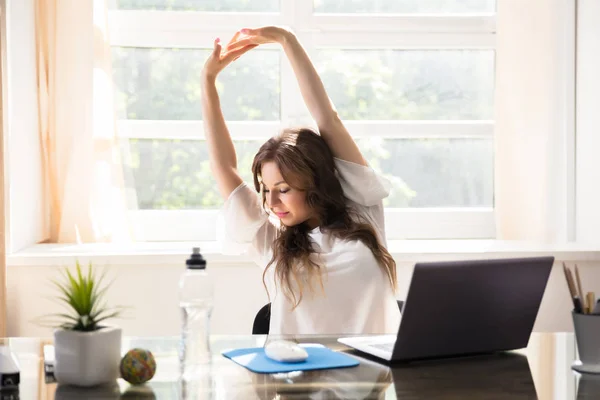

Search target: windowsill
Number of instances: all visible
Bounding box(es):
[7,240,600,267]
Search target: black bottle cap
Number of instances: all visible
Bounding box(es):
[186,247,206,269]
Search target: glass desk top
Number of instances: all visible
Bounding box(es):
[1,332,598,400]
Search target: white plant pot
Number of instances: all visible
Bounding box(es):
[54,326,122,387]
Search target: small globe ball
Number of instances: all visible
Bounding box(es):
[120,348,157,385]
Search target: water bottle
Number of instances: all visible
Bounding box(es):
[179,247,214,379]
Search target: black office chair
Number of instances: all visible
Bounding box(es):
[252,300,405,335]
[252,303,271,335]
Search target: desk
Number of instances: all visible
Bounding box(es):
[1,333,598,399]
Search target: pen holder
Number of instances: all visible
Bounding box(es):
[572,311,600,374]
[576,373,600,399]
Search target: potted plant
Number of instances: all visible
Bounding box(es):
[45,261,124,387]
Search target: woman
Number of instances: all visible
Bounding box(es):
[202,26,401,335]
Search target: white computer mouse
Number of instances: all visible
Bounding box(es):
[264,340,309,363]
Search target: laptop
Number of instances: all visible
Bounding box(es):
[338,256,554,362]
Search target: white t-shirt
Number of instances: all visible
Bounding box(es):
[220,158,401,335]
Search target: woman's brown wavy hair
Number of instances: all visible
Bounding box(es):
[252,127,397,309]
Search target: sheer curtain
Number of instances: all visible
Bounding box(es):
[35,0,131,243]
[494,0,575,242]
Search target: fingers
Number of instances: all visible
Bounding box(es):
[206,28,259,71]
[224,32,245,54]
[226,31,241,48]
[222,44,258,64]
[225,27,260,50]
[212,38,222,57]
[225,37,254,53]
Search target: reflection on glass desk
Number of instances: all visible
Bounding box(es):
[1,332,598,399]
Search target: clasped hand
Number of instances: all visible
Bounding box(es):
[202,26,290,81]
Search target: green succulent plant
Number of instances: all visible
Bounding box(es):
[48,261,123,332]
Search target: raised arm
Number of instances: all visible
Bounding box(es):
[229,27,367,166]
[202,38,256,199]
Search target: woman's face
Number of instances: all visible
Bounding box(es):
[261,161,318,228]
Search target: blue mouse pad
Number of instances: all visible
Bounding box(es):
[222,344,360,374]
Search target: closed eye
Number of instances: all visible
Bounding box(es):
[263,188,290,194]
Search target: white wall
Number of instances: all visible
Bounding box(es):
[576,0,600,242]
[6,0,45,253]
[7,251,600,337]
[7,259,269,337]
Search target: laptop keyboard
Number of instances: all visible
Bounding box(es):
[370,342,395,352]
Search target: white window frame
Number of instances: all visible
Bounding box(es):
[108,3,496,242]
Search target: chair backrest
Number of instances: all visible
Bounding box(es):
[251,300,404,334]
[252,303,271,335]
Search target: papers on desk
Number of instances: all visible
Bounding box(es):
[222,343,359,374]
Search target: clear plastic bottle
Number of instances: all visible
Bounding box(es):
[179,247,214,379]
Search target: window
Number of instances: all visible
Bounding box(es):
[109,0,496,241]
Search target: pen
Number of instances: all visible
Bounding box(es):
[562,263,584,313]
[574,265,587,312]
[586,292,595,315]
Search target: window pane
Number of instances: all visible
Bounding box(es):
[116,0,279,12]
[358,138,493,207]
[124,139,263,210]
[315,50,494,120]
[314,0,495,14]
[124,137,492,210]
[112,47,280,121]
